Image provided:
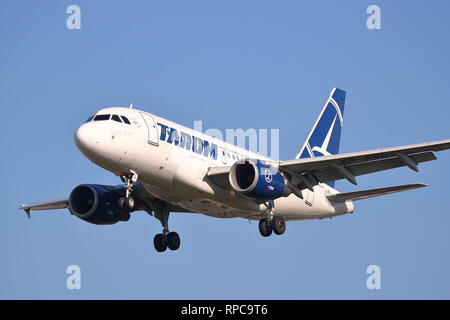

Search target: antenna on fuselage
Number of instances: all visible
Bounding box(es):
[129,103,133,109]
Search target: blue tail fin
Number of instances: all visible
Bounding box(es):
[296,88,346,187]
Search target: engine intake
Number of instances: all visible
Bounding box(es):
[68,184,126,225]
[229,160,290,200]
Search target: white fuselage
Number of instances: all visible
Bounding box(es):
[75,107,354,221]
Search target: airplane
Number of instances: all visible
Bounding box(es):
[20,88,450,252]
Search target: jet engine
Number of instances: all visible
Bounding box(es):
[229,160,290,200]
[68,184,128,225]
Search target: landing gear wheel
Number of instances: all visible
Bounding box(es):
[152,199,180,252]
[120,170,138,209]
[154,233,167,252]
[259,218,273,237]
[118,197,136,211]
[272,217,286,235]
[167,232,180,251]
[125,197,135,211]
[118,197,126,209]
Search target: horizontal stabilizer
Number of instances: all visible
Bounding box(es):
[327,183,428,202]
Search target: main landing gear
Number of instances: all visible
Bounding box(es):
[258,216,286,237]
[152,199,180,253]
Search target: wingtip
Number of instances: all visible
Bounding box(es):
[18,205,31,218]
[413,183,429,188]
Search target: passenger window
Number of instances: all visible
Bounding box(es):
[111,114,122,123]
[94,114,110,121]
[121,116,131,124]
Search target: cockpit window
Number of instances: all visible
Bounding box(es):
[93,114,110,121]
[85,116,94,123]
[120,116,131,124]
[111,114,122,123]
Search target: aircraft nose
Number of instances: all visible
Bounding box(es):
[75,123,97,155]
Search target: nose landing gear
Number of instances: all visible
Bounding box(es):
[118,170,139,211]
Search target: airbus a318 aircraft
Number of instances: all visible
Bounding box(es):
[20,88,450,252]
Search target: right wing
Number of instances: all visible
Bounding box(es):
[19,183,192,218]
[19,199,68,218]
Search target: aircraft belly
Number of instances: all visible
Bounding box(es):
[176,199,256,218]
[272,187,340,220]
[141,181,263,219]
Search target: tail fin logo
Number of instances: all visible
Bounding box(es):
[310,115,338,157]
[296,88,346,159]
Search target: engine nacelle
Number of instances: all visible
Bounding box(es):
[68,184,125,225]
[229,160,290,200]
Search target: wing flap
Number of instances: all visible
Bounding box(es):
[327,183,428,202]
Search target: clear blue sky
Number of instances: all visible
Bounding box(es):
[1,0,449,299]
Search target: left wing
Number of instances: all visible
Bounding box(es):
[278,139,450,187]
[206,139,450,191]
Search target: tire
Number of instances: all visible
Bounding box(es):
[154,233,167,252]
[259,218,272,237]
[167,232,181,251]
[118,197,126,209]
[272,217,286,235]
[125,197,135,211]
